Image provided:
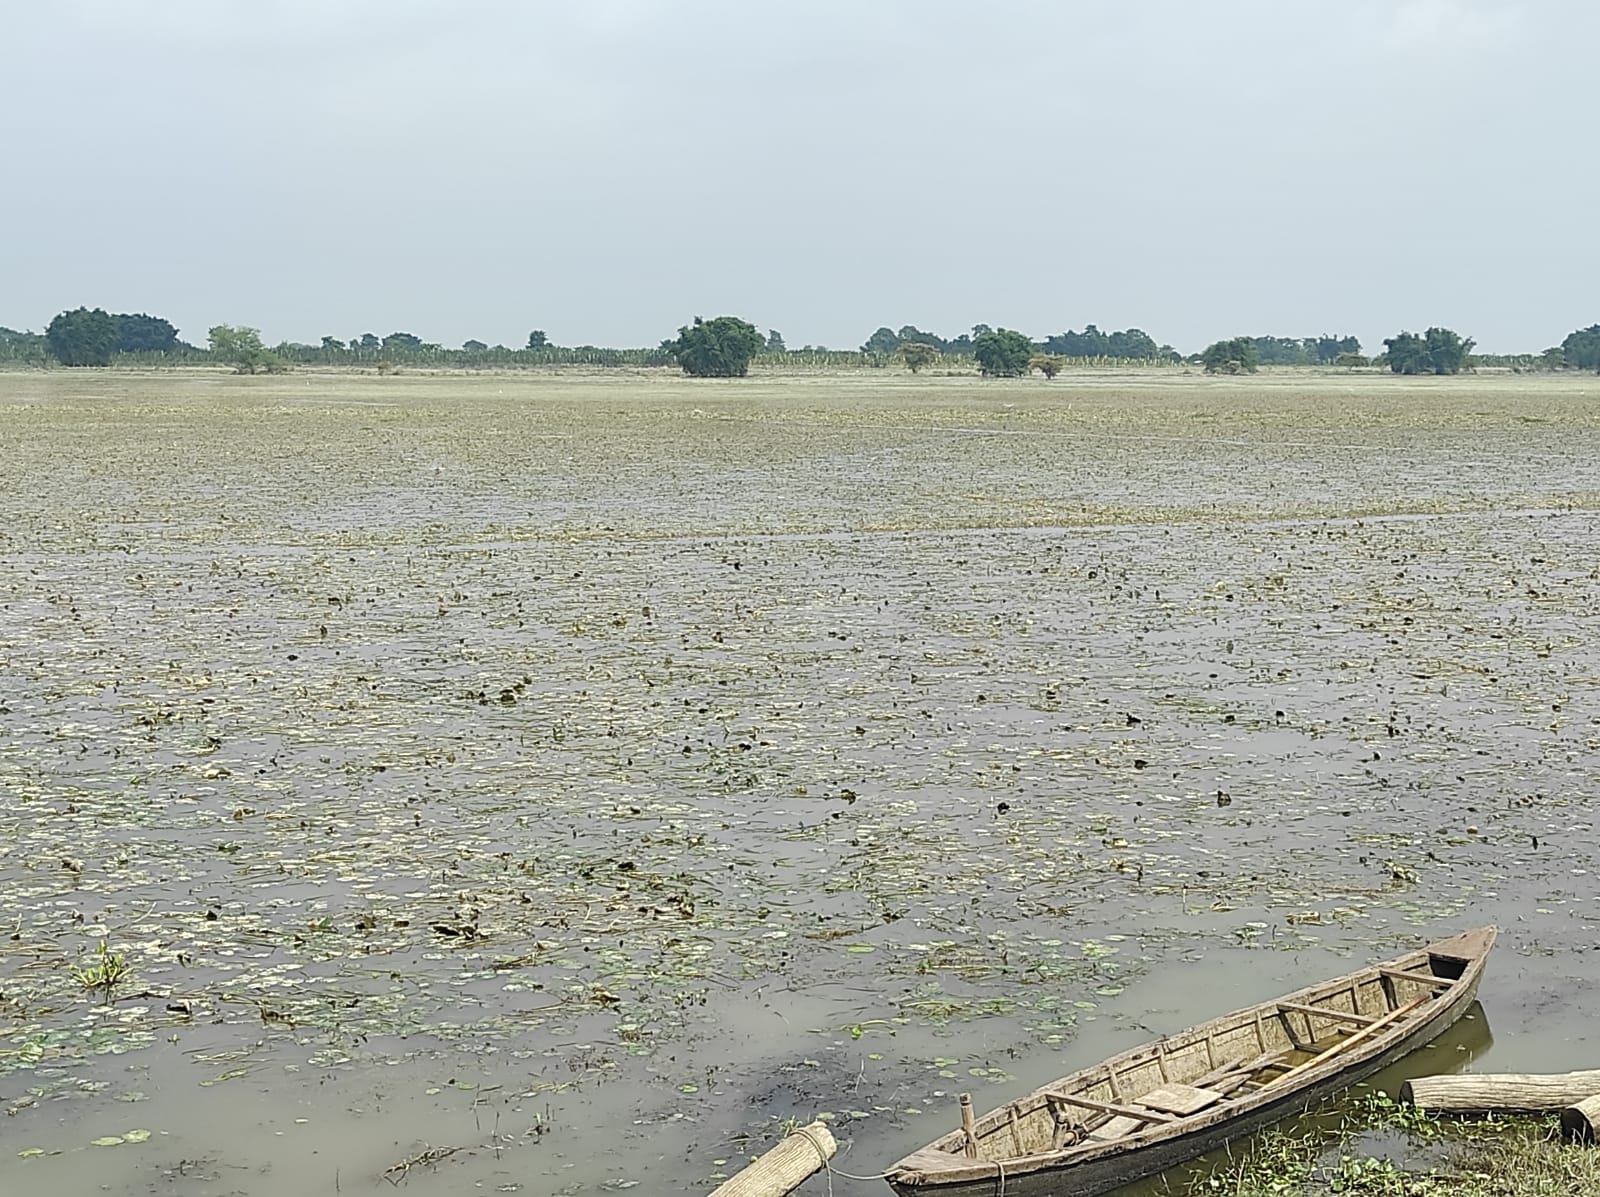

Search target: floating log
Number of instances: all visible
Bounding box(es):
[1402,1072,1600,1112]
[1561,1096,1600,1143]
[708,1121,837,1197]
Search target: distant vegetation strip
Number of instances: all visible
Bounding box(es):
[5,309,1599,377]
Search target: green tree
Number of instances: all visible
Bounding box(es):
[1314,334,1362,363]
[766,329,786,353]
[1200,338,1260,374]
[1031,353,1066,379]
[462,339,488,351]
[0,327,49,364]
[1424,327,1473,374]
[112,313,180,354]
[209,325,288,374]
[1250,336,1313,366]
[46,307,119,366]
[526,330,549,350]
[1383,332,1426,374]
[900,342,939,373]
[1559,325,1600,371]
[664,316,766,378]
[383,332,422,353]
[972,328,1034,377]
[321,336,347,352]
[861,326,900,354]
[1383,327,1474,375]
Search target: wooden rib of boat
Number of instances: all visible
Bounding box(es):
[885,927,1495,1197]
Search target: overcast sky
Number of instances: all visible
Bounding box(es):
[2,0,1594,353]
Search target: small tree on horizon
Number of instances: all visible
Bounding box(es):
[1383,327,1474,375]
[901,342,939,373]
[973,328,1034,377]
[1200,338,1260,374]
[209,325,288,375]
[664,316,766,378]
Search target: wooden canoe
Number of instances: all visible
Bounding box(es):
[885,927,1495,1197]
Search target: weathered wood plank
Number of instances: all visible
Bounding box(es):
[1278,1001,1377,1027]
[1378,967,1454,988]
[1085,1115,1147,1142]
[1403,1072,1600,1112]
[1044,1092,1177,1124]
[1137,1084,1223,1116]
[1562,1095,1600,1143]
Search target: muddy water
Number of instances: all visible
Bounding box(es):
[2,369,1599,1196]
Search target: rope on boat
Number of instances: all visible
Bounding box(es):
[788,1126,1007,1197]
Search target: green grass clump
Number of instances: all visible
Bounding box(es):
[1200,1093,1600,1197]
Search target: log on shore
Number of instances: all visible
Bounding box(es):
[1561,1095,1600,1144]
[1402,1072,1600,1112]
[708,1121,837,1197]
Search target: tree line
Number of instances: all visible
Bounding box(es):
[14,305,1600,379]
[1195,329,1474,376]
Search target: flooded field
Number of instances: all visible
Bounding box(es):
[3,367,1600,1196]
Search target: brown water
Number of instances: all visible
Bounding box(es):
[2,368,1598,1196]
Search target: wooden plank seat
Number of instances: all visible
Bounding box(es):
[1085,1115,1147,1143]
[1137,1084,1225,1116]
[1044,1092,1178,1125]
[1047,1083,1225,1143]
[1379,967,1455,989]
[1279,1001,1378,1027]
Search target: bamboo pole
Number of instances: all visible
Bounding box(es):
[707,1122,836,1197]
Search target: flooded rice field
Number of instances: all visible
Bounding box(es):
[3,367,1600,1196]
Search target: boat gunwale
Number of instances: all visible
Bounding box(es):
[887,927,1495,1189]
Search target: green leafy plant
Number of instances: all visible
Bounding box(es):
[75,940,130,1000]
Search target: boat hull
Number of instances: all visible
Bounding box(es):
[886,929,1492,1197]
